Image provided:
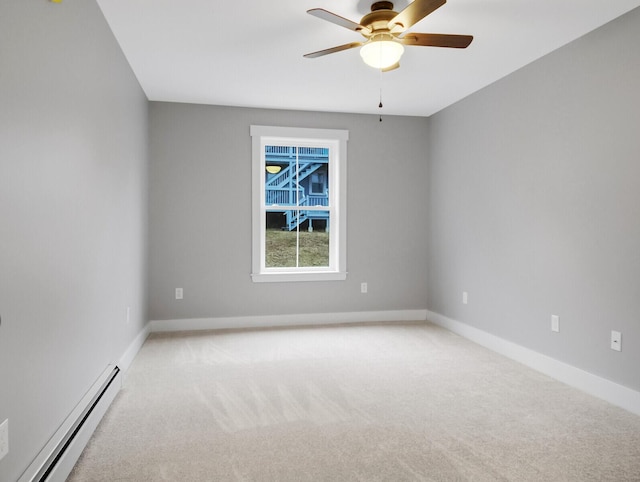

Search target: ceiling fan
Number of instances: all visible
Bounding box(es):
[304,0,473,71]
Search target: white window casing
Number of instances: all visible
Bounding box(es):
[250,125,348,282]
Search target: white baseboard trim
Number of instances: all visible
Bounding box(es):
[427,310,640,417]
[118,323,151,373]
[150,309,429,332]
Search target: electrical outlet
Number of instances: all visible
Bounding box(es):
[0,419,8,461]
[175,288,183,300]
[126,306,131,324]
[551,315,560,333]
[360,282,368,294]
[462,292,468,304]
[611,331,622,352]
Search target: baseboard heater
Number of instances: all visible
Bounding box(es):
[18,365,122,482]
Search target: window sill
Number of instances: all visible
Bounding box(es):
[251,271,347,283]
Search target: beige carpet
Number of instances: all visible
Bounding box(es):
[69,321,640,481]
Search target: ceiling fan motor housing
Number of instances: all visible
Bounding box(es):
[359,2,399,37]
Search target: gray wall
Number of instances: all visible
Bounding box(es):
[0,2,148,480]
[427,8,640,390]
[148,103,429,320]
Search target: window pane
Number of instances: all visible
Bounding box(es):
[264,145,330,208]
[298,211,330,267]
[300,147,329,206]
[264,211,330,268]
[265,211,297,268]
[265,146,298,207]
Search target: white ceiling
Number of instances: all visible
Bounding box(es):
[96,0,640,117]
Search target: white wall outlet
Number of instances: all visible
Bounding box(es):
[360,282,368,294]
[126,306,131,323]
[551,315,560,333]
[0,419,9,461]
[175,288,183,300]
[462,291,468,304]
[611,330,622,351]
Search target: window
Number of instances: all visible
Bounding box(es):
[251,125,348,282]
[310,172,326,195]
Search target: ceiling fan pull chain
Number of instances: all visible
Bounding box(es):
[379,69,383,122]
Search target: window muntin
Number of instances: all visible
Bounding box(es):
[251,126,347,282]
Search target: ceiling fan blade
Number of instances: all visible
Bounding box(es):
[401,33,473,48]
[389,0,446,33]
[381,62,400,72]
[303,42,364,59]
[307,8,371,35]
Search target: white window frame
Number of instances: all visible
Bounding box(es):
[250,125,348,282]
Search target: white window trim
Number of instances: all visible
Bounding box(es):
[250,125,348,282]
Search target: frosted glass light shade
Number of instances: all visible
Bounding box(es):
[360,38,404,69]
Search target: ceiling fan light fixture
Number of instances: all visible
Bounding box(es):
[360,35,404,69]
